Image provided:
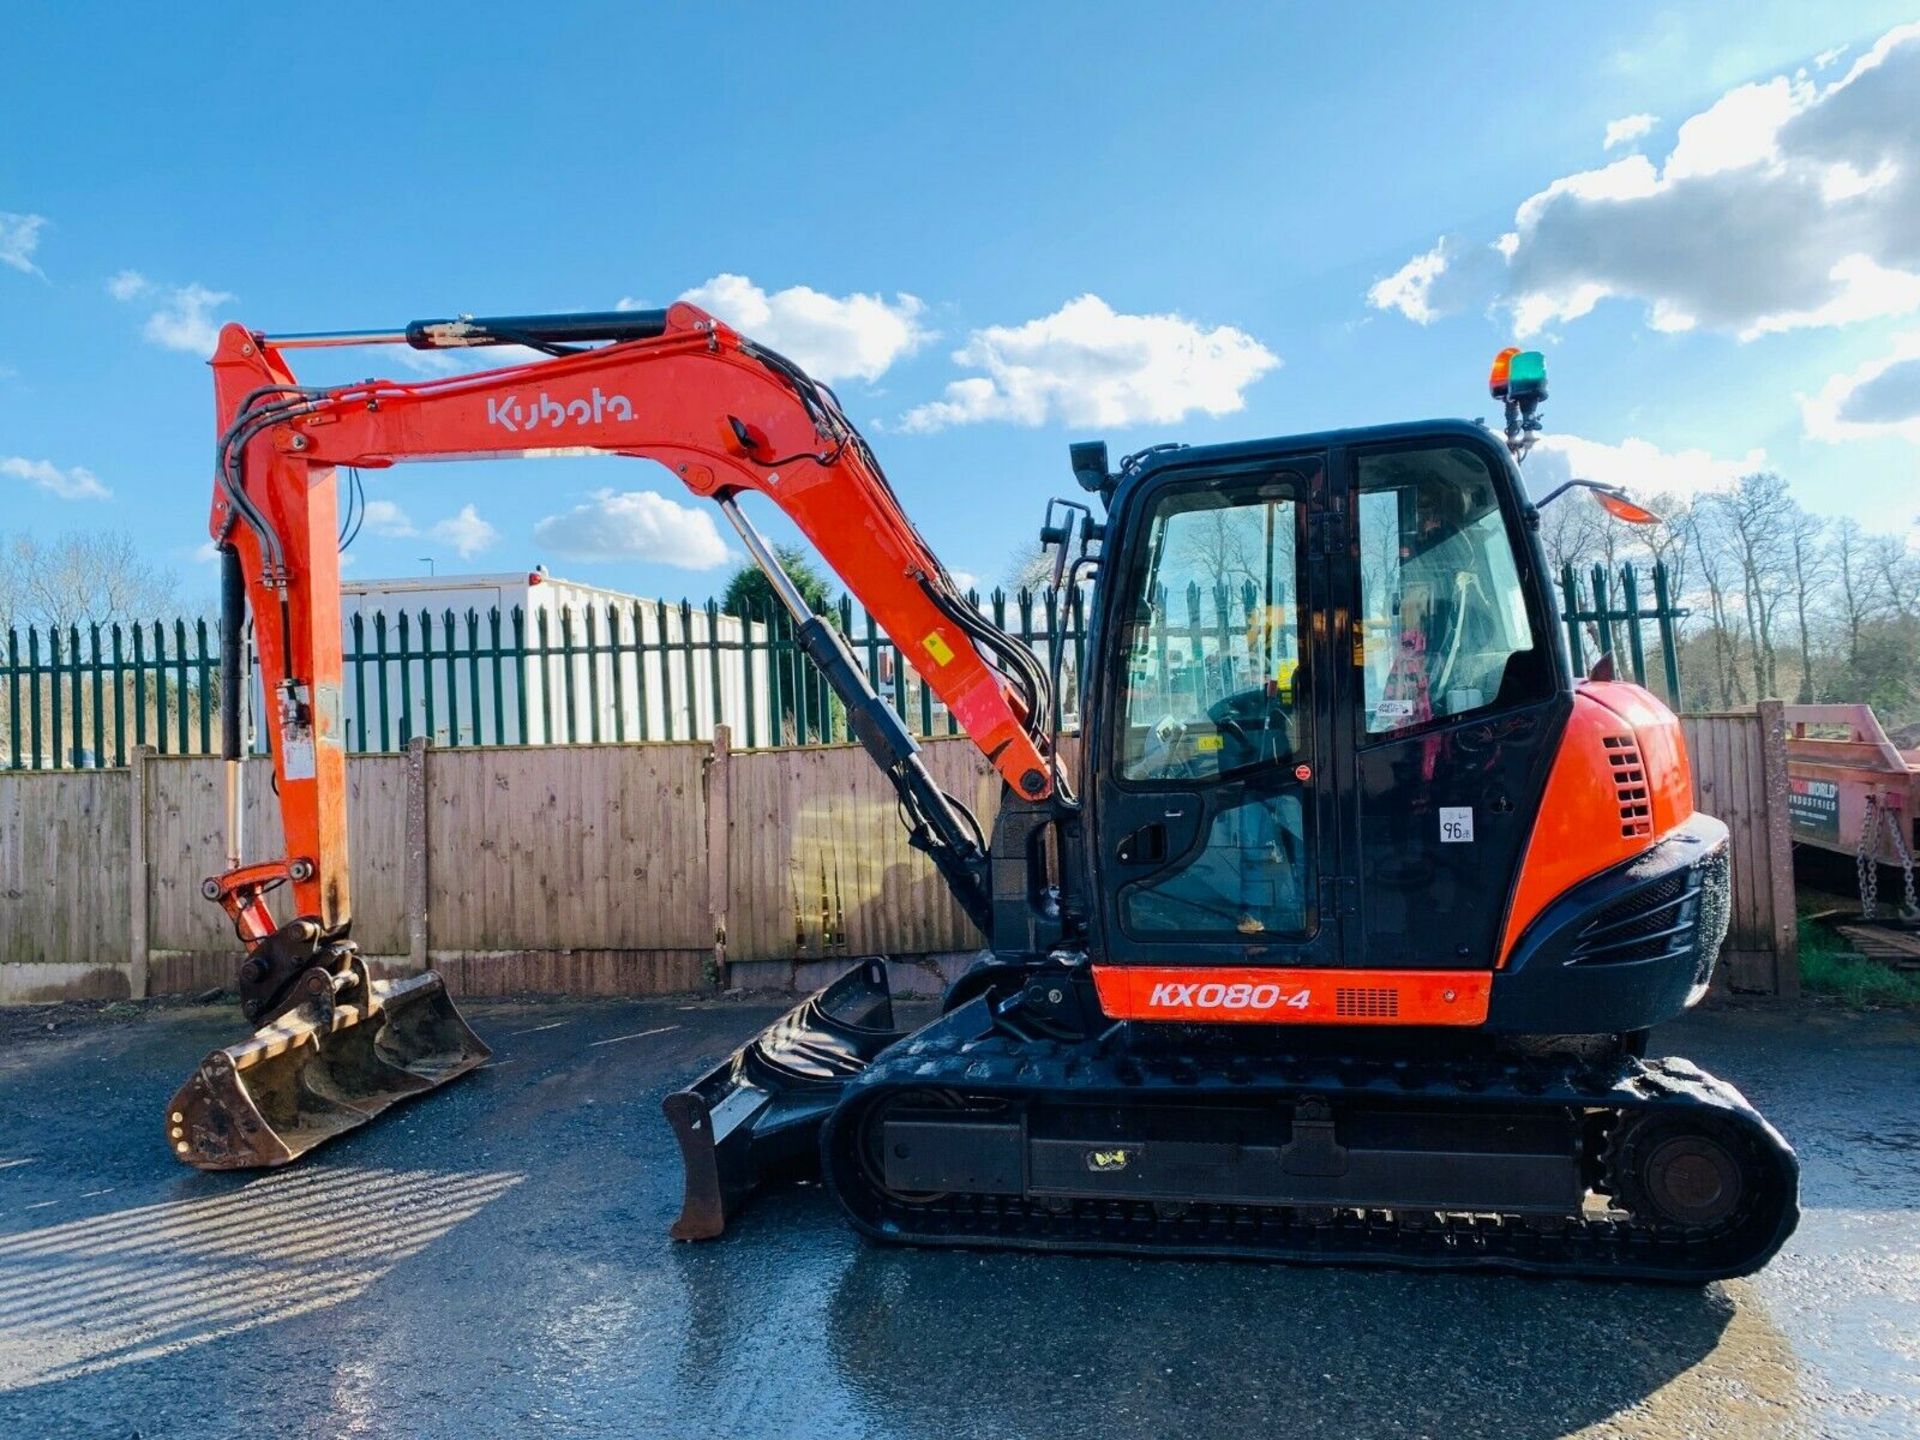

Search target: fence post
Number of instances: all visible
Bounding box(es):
[129,744,151,1000]
[1559,565,1585,676]
[1652,562,1682,706]
[1620,565,1647,686]
[405,735,430,971]
[705,724,731,989]
[1754,699,1800,998]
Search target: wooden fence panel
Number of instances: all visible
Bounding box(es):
[0,769,132,999]
[724,737,1001,965]
[423,743,711,994]
[145,756,408,968]
[1681,709,1794,993]
[4,713,1793,1001]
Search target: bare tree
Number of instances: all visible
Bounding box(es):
[1638,493,1691,605]
[1538,491,1607,580]
[1784,505,1827,702]
[1685,500,1745,708]
[1830,517,1877,672]
[1869,533,1918,621]
[3,530,180,635]
[0,534,29,636]
[1721,473,1793,700]
[1545,474,1920,727]
[1003,539,1055,593]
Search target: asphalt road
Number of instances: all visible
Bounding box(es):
[0,992,1915,1440]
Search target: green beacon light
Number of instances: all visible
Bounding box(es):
[1489,347,1548,459]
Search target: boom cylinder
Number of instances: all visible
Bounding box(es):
[218,546,248,870]
[402,309,672,350]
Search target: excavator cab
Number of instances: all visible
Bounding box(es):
[1085,425,1561,983]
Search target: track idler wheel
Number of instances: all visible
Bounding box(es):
[1609,1114,1748,1230]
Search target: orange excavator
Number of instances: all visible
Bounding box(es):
[173,309,1797,1280]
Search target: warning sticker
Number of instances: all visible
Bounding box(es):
[921,631,956,666]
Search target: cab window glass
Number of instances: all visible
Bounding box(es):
[1118,488,1301,782]
[1358,446,1544,736]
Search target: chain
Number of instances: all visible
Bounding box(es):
[1891,804,1919,921]
[1858,796,1880,920]
[1857,795,1920,922]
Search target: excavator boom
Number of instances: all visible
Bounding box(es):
[172,304,1058,1169]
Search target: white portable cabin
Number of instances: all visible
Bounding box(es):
[337,568,771,750]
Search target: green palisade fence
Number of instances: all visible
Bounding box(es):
[1557,560,1688,708]
[0,590,1089,768]
[3,567,1682,770]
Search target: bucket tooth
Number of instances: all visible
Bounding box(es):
[167,971,490,1171]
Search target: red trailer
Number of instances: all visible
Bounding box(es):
[1785,703,1919,921]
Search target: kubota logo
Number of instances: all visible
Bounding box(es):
[485,387,635,433]
[1147,981,1311,1011]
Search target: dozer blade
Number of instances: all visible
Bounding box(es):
[664,958,904,1240]
[167,970,490,1170]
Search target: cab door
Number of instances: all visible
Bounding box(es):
[1340,431,1568,970]
[1088,452,1346,970]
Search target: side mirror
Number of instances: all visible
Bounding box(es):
[1535,478,1662,526]
[1039,497,1093,589]
[1594,489,1662,525]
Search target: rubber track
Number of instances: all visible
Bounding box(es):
[821,1002,1800,1283]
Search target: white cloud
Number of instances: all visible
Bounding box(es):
[675,273,930,384]
[107,271,235,355]
[361,499,417,537]
[430,504,500,560]
[533,489,729,568]
[1374,24,1920,342]
[1603,113,1659,149]
[1661,76,1807,180]
[1,455,111,501]
[1802,331,1920,444]
[140,282,235,355]
[1367,239,1452,324]
[1527,434,1766,504]
[0,212,47,276]
[899,295,1278,433]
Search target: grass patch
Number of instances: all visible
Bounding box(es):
[1798,915,1920,1008]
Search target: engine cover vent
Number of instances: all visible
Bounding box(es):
[1602,734,1653,838]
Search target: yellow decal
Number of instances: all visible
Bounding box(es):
[1195,734,1225,753]
[921,631,956,666]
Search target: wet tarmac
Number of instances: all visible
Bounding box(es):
[0,993,1915,1439]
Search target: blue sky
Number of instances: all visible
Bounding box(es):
[4,2,1918,609]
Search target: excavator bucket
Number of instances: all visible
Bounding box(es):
[664,959,904,1240]
[167,970,490,1170]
